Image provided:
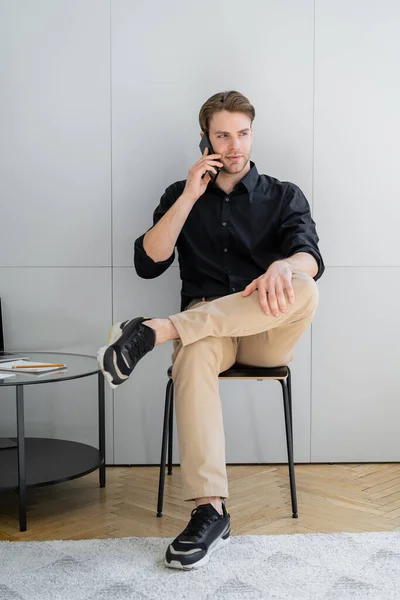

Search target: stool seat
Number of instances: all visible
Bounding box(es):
[167,364,288,380]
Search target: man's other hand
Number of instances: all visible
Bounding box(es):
[242,261,296,316]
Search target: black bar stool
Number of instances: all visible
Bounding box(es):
[157,363,298,519]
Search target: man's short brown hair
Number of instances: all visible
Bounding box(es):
[198,91,256,133]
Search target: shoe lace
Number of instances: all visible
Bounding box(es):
[183,507,214,537]
[125,327,147,363]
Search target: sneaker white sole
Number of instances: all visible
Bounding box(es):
[164,535,230,570]
[97,322,126,390]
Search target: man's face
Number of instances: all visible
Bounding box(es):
[207,110,253,176]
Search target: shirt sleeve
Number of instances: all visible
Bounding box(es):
[278,183,325,281]
[133,182,182,279]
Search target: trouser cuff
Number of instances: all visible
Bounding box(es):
[183,490,229,502]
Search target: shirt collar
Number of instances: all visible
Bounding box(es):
[211,161,259,195]
[239,161,259,194]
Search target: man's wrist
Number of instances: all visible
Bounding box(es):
[281,258,295,271]
[279,252,319,278]
[273,258,294,271]
[180,191,198,205]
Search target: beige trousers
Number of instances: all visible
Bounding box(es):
[168,271,319,501]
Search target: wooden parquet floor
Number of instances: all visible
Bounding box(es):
[1,464,400,541]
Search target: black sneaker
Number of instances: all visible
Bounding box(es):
[165,503,230,570]
[97,317,156,389]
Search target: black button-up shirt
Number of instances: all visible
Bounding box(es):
[134,162,325,311]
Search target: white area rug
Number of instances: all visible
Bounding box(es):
[1,531,400,600]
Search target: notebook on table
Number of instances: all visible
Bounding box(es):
[0,360,67,374]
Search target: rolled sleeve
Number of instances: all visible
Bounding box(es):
[279,183,325,281]
[133,181,184,279]
[134,233,175,279]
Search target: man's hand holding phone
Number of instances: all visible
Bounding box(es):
[183,148,223,203]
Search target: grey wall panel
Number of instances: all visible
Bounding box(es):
[311,267,400,461]
[0,266,114,462]
[0,0,111,267]
[111,0,315,266]
[0,268,111,354]
[314,0,400,266]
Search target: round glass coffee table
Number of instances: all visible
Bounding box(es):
[0,352,105,532]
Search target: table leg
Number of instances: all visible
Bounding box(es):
[98,372,106,487]
[16,385,27,532]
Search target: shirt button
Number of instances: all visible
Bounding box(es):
[225,197,230,202]
[232,287,236,292]
[222,222,227,226]
[223,248,228,253]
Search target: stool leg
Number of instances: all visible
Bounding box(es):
[168,393,174,475]
[287,366,293,440]
[280,377,298,518]
[16,386,27,532]
[157,379,173,517]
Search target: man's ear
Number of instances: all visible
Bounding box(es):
[200,131,204,138]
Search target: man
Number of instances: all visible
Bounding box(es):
[98,91,324,570]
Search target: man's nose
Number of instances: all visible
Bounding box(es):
[229,137,240,150]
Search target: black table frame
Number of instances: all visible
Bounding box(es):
[1,371,105,532]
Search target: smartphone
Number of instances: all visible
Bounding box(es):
[199,133,221,180]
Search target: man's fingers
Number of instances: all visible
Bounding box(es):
[198,149,221,167]
[267,278,279,316]
[205,167,218,176]
[202,153,222,162]
[245,274,295,317]
[198,158,223,178]
[203,159,224,167]
[275,279,287,313]
[258,283,270,315]
[203,162,224,174]
[243,280,257,296]
[285,279,296,304]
